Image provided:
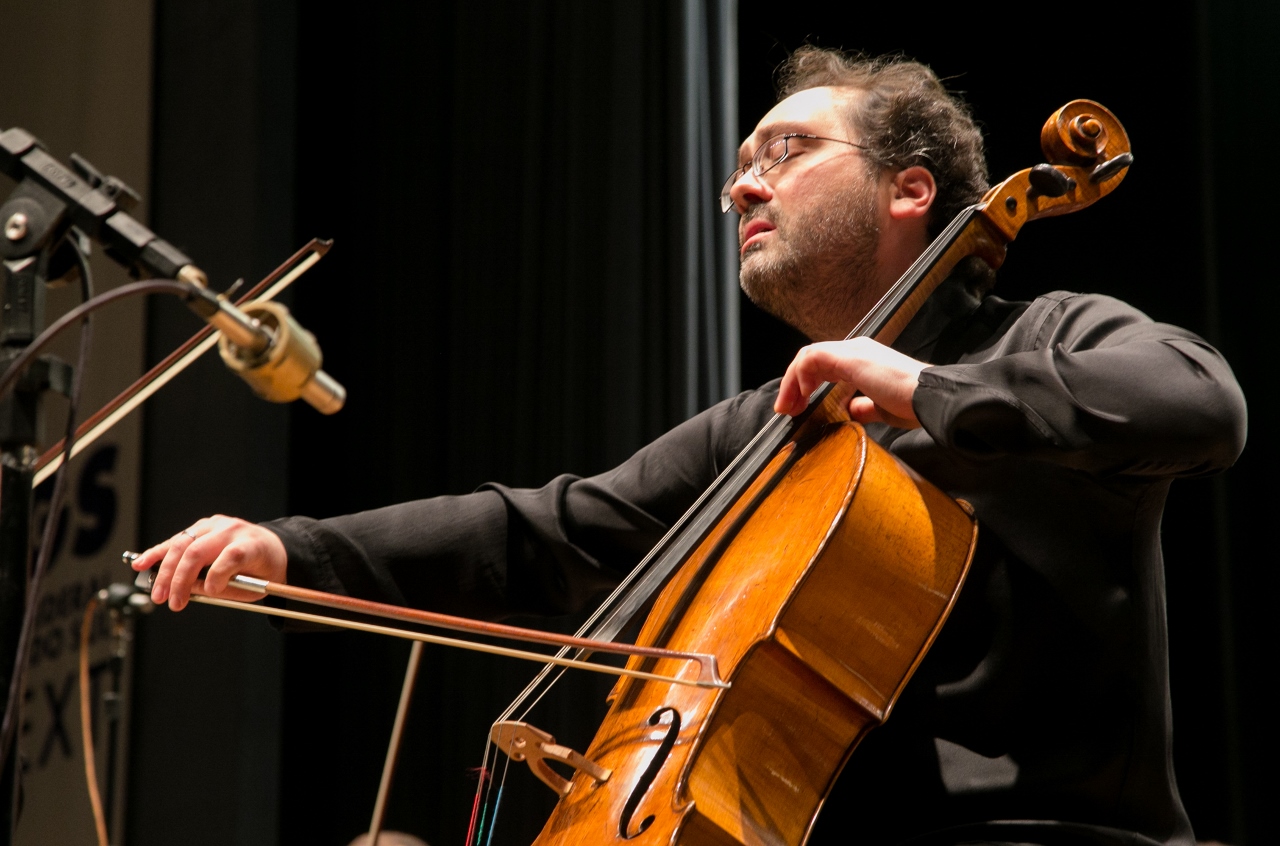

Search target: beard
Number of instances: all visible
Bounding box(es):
[738,177,881,341]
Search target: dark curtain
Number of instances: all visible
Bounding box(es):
[131,2,297,845]
[281,3,731,845]
[685,0,741,409]
[288,2,688,505]
[1194,1,1280,843]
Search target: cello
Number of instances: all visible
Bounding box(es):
[475,99,1133,845]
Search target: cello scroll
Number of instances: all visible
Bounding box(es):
[980,99,1133,240]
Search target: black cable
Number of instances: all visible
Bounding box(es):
[0,238,96,781]
[0,279,193,403]
[0,252,189,786]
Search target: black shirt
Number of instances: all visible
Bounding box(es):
[267,285,1246,846]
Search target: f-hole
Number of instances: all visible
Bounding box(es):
[618,707,681,840]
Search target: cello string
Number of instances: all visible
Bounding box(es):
[481,753,513,846]
[477,416,794,726]
[454,127,1134,830]
[470,719,512,846]
[473,743,499,846]
[513,665,570,723]
[488,208,987,721]
[470,743,508,846]
[567,208,979,646]
[481,411,795,720]
[481,791,505,846]
[468,660,567,845]
[463,748,492,846]
[464,207,994,839]
[487,409,802,720]
[569,208,980,645]
[459,206,992,846]
[470,662,569,843]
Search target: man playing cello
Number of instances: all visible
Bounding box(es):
[133,48,1246,846]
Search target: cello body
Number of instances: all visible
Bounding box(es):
[532,408,978,845]
[521,100,1132,843]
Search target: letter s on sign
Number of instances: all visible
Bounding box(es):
[73,445,117,557]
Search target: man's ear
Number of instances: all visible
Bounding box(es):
[887,166,936,221]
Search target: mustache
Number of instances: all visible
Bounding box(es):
[741,206,776,228]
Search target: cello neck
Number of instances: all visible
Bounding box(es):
[571,202,1008,650]
[852,205,1006,347]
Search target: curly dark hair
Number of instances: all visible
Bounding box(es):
[777,47,989,239]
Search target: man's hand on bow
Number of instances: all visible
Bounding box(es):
[130,515,288,611]
[774,337,926,429]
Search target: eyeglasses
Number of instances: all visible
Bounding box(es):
[720,133,868,213]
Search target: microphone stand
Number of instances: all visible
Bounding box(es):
[0,127,199,845]
[0,127,346,844]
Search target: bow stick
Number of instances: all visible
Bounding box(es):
[32,238,333,486]
[129,562,727,689]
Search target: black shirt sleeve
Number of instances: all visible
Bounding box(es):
[912,292,1247,477]
[263,381,780,619]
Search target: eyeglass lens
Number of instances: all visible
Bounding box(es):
[719,136,792,213]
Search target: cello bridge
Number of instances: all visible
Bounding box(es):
[490,720,611,796]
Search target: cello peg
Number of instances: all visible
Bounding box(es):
[1027,164,1076,198]
[1090,152,1135,184]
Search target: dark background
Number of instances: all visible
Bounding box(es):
[122,2,1276,845]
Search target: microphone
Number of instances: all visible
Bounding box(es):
[180,266,346,414]
[0,127,345,414]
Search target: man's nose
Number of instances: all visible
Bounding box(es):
[728,169,772,213]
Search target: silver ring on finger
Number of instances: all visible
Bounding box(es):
[181,528,201,541]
